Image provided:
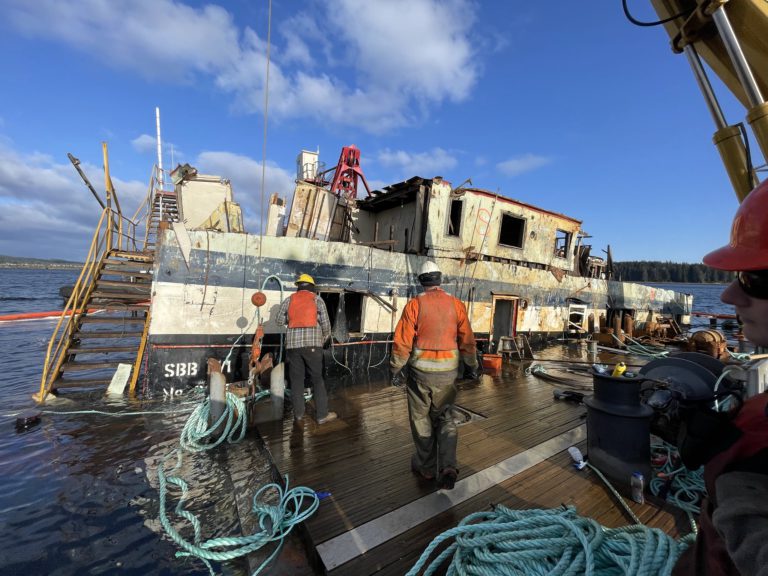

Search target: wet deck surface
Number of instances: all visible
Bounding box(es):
[256,344,692,575]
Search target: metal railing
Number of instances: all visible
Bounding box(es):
[35,146,156,402]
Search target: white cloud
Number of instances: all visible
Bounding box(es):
[131,133,183,167]
[0,141,146,259]
[195,151,295,232]
[2,0,480,133]
[377,148,458,178]
[0,138,292,256]
[131,134,157,154]
[497,154,552,177]
[4,0,239,82]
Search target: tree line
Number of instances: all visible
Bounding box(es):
[613,261,734,283]
[0,254,82,269]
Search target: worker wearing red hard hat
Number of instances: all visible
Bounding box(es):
[674,179,768,576]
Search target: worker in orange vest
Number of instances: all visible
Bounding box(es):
[673,179,768,576]
[391,261,478,489]
[276,273,337,427]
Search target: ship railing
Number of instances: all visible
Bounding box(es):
[136,166,160,251]
[36,146,149,401]
[136,165,175,251]
[37,205,114,401]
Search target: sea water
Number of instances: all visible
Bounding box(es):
[0,270,735,574]
[0,269,271,575]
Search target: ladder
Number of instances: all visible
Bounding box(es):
[499,334,535,361]
[36,152,174,402]
[37,250,154,400]
[143,190,179,251]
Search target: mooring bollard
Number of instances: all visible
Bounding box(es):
[270,362,286,420]
[208,358,226,438]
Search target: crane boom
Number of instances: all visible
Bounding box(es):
[649,0,768,200]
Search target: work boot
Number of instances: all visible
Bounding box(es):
[411,461,435,481]
[438,467,458,490]
[317,411,338,425]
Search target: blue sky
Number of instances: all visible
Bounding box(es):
[0,0,755,262]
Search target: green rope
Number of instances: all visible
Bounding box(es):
[406,505,693,576]
[649,439,706,516]
[157,391,319,575]
[525,363,547,376]
[612,333,669,358]
[726,349,751,362]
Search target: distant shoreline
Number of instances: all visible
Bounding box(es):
[0,263,82,270]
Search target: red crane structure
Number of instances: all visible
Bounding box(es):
[320,145,372,199]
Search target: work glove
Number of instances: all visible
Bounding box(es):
[390,368,405,388]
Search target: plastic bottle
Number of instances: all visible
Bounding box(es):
[631,472,645,504]
[612,362,627,377]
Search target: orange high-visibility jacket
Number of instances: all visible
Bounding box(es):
[287,290,318,328]
[391,288,477,373]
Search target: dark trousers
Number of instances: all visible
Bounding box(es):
[287,347,328,420]
[406,368,458,477]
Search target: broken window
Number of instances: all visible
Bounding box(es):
[498,213,525,248]
[446,198,463,237]
[555,229,571,258]
[319,290,364,340]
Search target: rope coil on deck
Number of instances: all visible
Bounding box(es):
[157,391,319,575]
[650,439,706,516]
[612,333,669,358]
[406,505,693,576]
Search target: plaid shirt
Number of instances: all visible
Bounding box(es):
[276,292,331,349]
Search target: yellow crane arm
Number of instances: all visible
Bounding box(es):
[650,0,768,201]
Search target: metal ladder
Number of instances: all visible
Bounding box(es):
[499,334,535,361]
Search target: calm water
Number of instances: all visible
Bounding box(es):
[0,269,271,576]
[0,270,736,575]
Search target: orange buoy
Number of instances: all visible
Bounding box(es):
[251,292,267,307]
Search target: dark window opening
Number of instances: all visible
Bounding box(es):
[498,213,525,248]
[319,290,364,335]
[447,199,463,237]
[555,229,571,258]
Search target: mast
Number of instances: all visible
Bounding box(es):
[155,107,164,190]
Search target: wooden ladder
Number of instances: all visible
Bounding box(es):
[44,250,153,396]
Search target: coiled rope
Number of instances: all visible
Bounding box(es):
[612,333,669,358]
[726,348,751,362]
[157,391,319,575]
[406,504,693,576]
[525,363,594,391]
[649,439,705,516]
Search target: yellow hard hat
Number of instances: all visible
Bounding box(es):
[295,273,315,285]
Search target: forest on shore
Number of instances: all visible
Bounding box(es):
[0,254,736,282]
[613,261,734,283]
[0,254,82,269]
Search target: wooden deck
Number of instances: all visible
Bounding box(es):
[255,345,692,575]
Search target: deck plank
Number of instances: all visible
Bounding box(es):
[258,348,693,575]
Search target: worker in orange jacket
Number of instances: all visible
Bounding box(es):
[391,261,478,489]
[276,273,337,427]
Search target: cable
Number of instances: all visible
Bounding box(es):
[622,0,693,27]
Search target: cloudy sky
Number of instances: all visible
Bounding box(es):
[0,0,754,262]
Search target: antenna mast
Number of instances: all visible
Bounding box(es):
[155,107,164,190]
